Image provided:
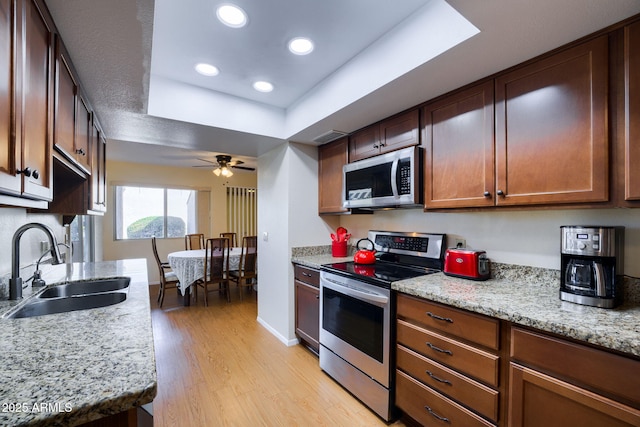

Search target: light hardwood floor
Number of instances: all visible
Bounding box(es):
[149,285,407,427]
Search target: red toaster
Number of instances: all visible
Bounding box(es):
[443,248,491,281]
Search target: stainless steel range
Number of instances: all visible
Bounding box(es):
[319,230,446,421]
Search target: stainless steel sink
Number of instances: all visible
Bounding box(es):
[7,292,127,318]
[38,277,130,298]
[6,277,130,319]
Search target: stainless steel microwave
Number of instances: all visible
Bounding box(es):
[343,146,423,209]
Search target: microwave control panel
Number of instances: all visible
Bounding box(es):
[398,159,411,195]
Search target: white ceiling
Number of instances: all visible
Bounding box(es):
[44,0,640,171]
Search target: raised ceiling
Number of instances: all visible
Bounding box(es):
[44,0,640,169]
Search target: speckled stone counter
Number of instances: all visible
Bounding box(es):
[0,259,156,427]
[291,252,640,358]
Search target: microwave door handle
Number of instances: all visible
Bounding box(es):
[390,158,399,197]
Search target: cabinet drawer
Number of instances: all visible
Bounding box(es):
[397,344,499,422]
[294,265,319,287]
[396,370,495,427]
[397,319,499,387]
[397,294,499,350]
[511,327,640,406]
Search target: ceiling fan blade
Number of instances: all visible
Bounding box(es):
[197,158,218,165]
[231,165,255,171]
[227,160,244,167]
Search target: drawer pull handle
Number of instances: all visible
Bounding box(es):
[425,406,450,423]
[426,342,453,356]
[302,272,312,277]
[426,311,453,323]
[426,370,452,385]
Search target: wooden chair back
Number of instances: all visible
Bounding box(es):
[199,237,231,305]
[185,233,205,250]
[238,236,258,276]
[219,232,237,247]
[151,236,180,307]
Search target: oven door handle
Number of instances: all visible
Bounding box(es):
[322,279,389,306]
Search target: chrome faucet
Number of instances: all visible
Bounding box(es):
[9,223,64,300]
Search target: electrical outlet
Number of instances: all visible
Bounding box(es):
[453,238,466,248]
[40,241,50,252]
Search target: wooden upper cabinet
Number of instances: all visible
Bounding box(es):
[349,124,380,161]
[54,38,76,163]
[74,90,91,173]
[318,137,348,214]
[0,0,20,196]
[350,109,419,162]
[54,37,92,174]
[423,81,495,209]
[90,117,106,212]
[495,35,609,206]
[625,21,640,201]
[15,0,54,202]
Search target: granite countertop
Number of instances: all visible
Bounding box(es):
[292,253,640,358]
[0,259,156,427]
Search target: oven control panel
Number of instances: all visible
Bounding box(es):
[374,235,428,252]
[369,230,445,260]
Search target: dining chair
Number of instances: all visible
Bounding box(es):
[151,236,180,307]
[193,237,230,306]
[229,235,258,301]
[219,232,237,247]
[185,233,205,250]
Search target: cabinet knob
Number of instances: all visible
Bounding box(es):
[372,144,379,149]
[32,169,39,179]
[75,148,86,156]
[496,189,505,196]
[483,191,491,198]
[17,167,32,177]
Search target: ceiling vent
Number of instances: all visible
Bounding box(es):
[313,130,348,144]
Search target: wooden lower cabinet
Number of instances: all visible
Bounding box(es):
[509,327,640,427]
[396,294,500,425]
[508,363,640,427]
[294,264,320,354]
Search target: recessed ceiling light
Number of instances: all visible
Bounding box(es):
[216,4,247,28]
[253,81,273,93]
[195,63,219,76]
[288,37,314,55]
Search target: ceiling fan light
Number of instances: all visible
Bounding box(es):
[222,167,233,177]
[213,168,221,176]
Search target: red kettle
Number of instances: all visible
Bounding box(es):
[354,238,376,264]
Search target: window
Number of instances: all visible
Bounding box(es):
[114,185,197,240]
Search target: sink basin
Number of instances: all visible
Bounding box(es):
[7,292,127,319]
[38,277,130,298]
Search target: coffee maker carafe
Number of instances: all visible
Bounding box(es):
[560,226,624,308]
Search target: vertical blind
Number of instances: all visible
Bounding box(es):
[227,187,257,239]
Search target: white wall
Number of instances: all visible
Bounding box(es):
[340,208,640,277]
[256,142,341,345]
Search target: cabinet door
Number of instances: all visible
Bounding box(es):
[90,118,106,212]
[495,36,609,206]
[19,0,54,201]
[74,92,91,173]
[423,81,495,208]
[53,38,76,163]
[294,280,319,353]
[318,137,348,214]
[509,363,640,427]
[379,109,419,154]
[0,0,21,195]
[349,124,380,161]
[626,21,640,200]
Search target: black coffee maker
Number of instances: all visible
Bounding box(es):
[560,226,624,308]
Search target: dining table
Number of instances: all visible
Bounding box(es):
[168,247,242,306]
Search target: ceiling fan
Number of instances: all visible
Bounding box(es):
[194,155,255,177]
